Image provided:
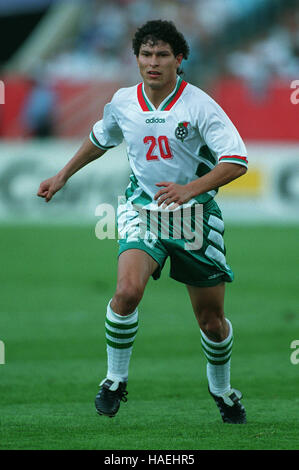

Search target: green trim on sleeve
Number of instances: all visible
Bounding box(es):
[89,130,115,150]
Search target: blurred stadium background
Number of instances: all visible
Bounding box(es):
[0,0,299,222]
[1,0,299,451]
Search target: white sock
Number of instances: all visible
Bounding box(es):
[200,319,233,396]
[105,300,138,383]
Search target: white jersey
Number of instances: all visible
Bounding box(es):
[90,76,248,207]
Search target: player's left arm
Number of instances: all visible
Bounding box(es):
[155,94,248,208]
[154,162,246,207]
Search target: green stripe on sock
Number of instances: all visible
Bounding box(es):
[202,352,232,366]
[105,327,137,340]
[106,338,134,349]
[205,357,231,365]
[106,317,138,330]
[201,342,232,359]
[201,334,233,351]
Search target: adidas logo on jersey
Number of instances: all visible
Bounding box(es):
[145,118,166,124]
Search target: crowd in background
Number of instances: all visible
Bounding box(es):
[225,5,299,93]
[1,0,298,138]
[41,0,299,88]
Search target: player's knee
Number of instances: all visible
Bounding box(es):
[113,281,144,315]
[198,308,225,342]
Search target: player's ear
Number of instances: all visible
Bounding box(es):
[176,53,183,67]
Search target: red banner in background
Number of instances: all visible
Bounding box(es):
[0,76,32,137]
[0,77,298,141]
[211,78,299,142]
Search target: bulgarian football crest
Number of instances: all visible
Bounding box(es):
[175,121,190,142]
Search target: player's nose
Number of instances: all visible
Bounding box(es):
[150,55,159,66]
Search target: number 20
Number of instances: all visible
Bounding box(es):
[143,136,172,161]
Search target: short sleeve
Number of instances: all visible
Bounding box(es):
[198,97,248,168]
[89,100,123,151]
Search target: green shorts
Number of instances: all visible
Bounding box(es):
[117,199,234,287]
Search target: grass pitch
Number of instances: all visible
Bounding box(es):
[0,223,298,450]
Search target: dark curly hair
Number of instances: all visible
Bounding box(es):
[132,20,190,74]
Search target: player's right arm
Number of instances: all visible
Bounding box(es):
[38,91,123,202]
[37,137,106,202]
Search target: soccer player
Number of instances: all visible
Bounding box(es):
[37,20,247,423]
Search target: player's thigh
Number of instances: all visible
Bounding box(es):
[117,248,159,291]
[112,249,159,315]
[116,199,168,295]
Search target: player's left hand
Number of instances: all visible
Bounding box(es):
[154,182,193,209]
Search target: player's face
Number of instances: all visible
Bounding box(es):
[137,41,183,90]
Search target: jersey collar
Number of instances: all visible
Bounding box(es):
[137,76,188,112]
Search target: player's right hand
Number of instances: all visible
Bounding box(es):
[37,175,66,202]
